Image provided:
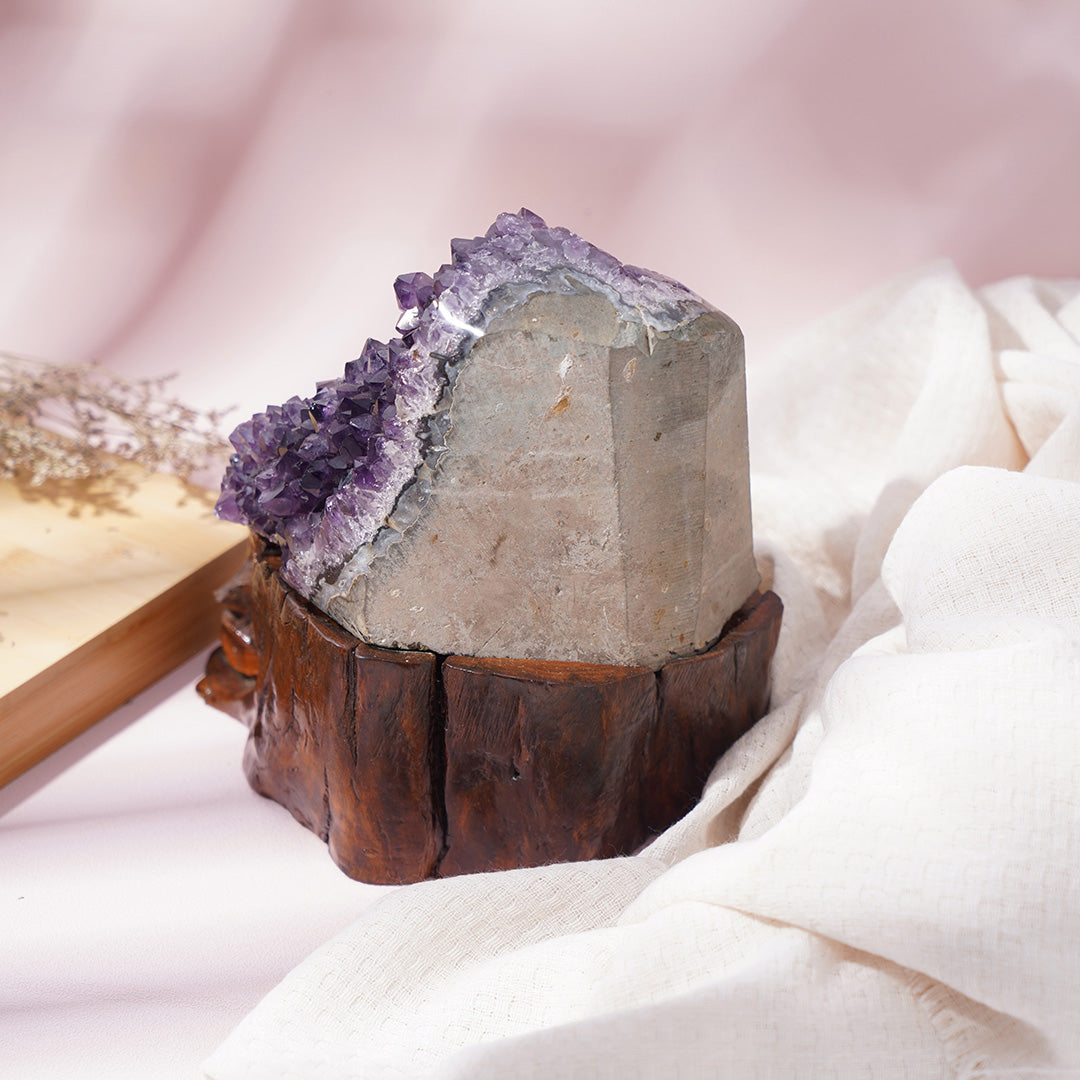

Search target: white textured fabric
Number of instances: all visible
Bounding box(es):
[205,267,1080,1079]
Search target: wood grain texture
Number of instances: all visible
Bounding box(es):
[215,550,444,884]
[200,547,782,883]
[198,560,258,724]
[645,590,784,834]
[440,655,657,876]
[0,467,248,787]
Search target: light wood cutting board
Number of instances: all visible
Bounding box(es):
[0,465,248,787]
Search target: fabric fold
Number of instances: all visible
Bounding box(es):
[206,268,1080,1079]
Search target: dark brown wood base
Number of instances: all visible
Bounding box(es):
[198,539,782,884]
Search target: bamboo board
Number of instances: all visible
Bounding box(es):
[0,465,248,787]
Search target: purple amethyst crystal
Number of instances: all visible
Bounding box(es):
[217,209,711,597]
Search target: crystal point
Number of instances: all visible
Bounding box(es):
[393,272,434,313]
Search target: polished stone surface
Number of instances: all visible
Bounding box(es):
[218,211,758,666]
[321,286,757,668]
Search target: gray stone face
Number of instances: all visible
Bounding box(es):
[316,284,758,669]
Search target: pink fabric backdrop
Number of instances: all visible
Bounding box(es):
[3,0,1078,420]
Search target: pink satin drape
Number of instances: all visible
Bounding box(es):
[2,0,1077,422]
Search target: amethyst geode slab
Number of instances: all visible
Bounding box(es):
[217,209,758,668]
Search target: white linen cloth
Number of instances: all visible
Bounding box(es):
[205,266,1080,1079]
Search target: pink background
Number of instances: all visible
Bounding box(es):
[3,5,1079,1076]
[3,0,1078,424]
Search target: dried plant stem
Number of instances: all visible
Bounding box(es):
[0,352,230,488]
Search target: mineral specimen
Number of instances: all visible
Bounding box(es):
[217,210,758,668]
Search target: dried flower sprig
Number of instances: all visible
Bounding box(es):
[0,352,231,489]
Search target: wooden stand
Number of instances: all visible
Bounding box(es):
[199,539,782,884]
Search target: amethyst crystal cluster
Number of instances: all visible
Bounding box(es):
[217,209,711,597]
